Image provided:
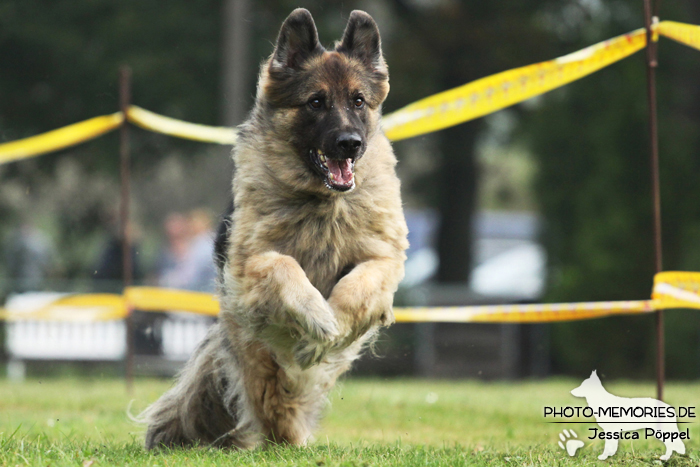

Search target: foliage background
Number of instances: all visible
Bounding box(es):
[520,0,700,378]
[1,0,699,378]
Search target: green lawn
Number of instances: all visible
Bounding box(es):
[0,377,698,466]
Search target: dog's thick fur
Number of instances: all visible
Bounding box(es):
[142,9,408,449]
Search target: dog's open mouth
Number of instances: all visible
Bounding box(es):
[310,149,355,192]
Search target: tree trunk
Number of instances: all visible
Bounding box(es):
[435,120,480,283]
[221,0,251,127]
[435,51,481,283]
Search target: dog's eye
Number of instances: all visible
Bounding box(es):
[354,97,365,109]
[308,98,323,110]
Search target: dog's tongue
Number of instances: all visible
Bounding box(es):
[327,158,353,184]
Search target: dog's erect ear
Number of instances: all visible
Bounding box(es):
[271,9,323,71]
[338,11,387,74]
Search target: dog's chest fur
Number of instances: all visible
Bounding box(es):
[227,131,404,301]
[241,190,378,298]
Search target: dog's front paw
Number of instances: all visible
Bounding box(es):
[292,339,331,369]
[293,299,339,343]
[379,306,395,326]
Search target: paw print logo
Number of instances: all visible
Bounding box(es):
[558,429,584,456]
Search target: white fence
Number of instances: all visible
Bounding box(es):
[3,292,213,380]
[7,320,127,360]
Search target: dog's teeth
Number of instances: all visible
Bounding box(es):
[329,173,336,182]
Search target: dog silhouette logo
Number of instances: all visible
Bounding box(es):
[570,370,686,461]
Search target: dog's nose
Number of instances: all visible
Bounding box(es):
[337,133,362,154]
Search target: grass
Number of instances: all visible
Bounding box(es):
[0,377,698,466]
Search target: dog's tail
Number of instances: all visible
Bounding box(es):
[214,198,235,282]
[137,323,250,450]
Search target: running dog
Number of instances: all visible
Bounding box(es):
[142,8,408,449]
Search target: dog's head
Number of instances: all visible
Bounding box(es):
[571,370,603,398]
[257,9,389,193]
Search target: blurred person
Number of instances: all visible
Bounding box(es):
[186,209,217,292]
[156,212,192,290]
[4,220,54,293]
[156,210,217,292]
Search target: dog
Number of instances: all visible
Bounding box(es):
[141,8,408,450]
[571,370,686,461]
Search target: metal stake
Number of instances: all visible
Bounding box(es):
[119,66,134,394]
[643,0,664,401]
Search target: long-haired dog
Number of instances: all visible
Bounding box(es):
[141,8,408,449]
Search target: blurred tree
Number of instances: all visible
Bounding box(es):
[221,0,252,126]
[521,0,700,378]
[386,0,555,283]
[0,0,223,167]
[0,0,224,284]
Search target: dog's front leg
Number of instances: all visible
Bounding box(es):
[328,257,404,341]
[241,251,339,351]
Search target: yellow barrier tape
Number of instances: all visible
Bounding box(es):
[0,293,656,323]
[0,106,237,166]
[0,112,124,165]
[658,20,700,51]
[2,294,126,322]
[652,271,700,310]
[127,106,237,145]
[4,271,700,322]
[122,289,657,322]
[394,300,654,323]
[382,28,648,142]
[124,286,220,316]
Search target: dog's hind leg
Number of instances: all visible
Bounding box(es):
[141,323,254,450]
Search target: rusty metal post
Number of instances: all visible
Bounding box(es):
[643,0,663,401]
[119,66,134,393]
